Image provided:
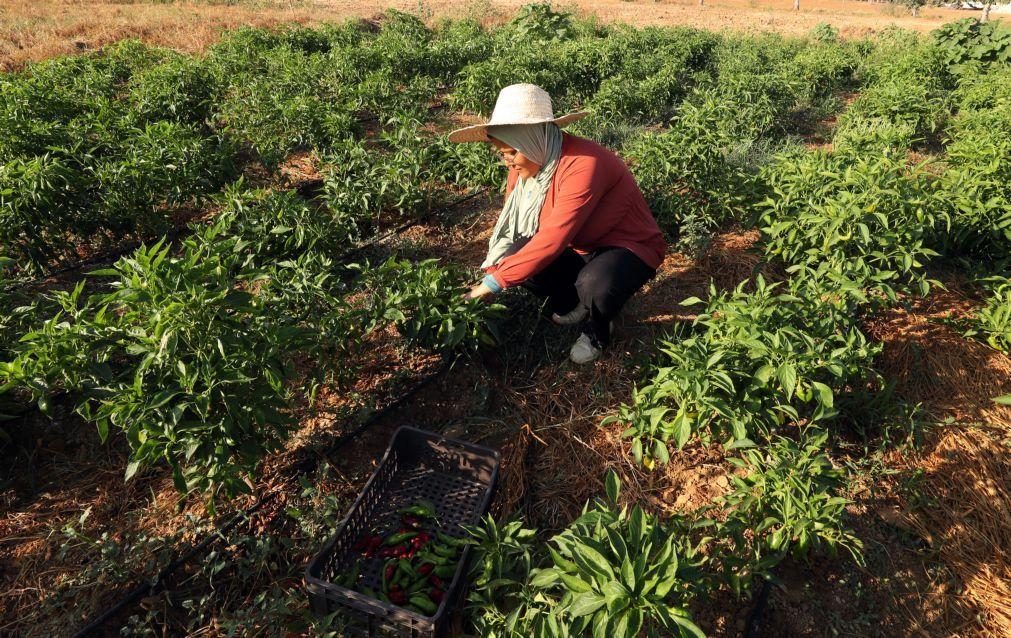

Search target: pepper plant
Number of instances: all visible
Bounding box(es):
[964,277,1011,354]
[700,431,862,596]
[357,258,502,352]
[933,66,1011,266]
[758,149,945,299]
[530,474,705,638]
[0,238,314,501]
[624,101,752,256]
[605,275,880,467]
[463,472,706,638]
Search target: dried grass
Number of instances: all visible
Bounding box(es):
[866,287,1011,428]
[905,426,1011,637]
[490,423,535,518]
[869,287,1011,637]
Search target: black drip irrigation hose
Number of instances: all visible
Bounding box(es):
[3,226,192,295]
[3,186,489,299]
[70,355,456,638]
[336,187,490,264]
[744,579,772,638]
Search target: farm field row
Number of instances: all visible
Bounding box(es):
[1,5,1010,637]
[0,0,976,72]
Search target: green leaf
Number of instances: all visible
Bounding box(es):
[602,580,629,611]
[560,572,594,594]
[654,439,670,464]
[753,364,775,385]
[568,592,606,617]
[811,381,834,408]
[609,611,629,637]
[571,542,616,582]
[626,607,643,637]
[631,438,643,465]
[777,363,797,399]
[605,470,621,504]
[665,609,706,638]
[530,568,561,588]
[621,555,636,593]
[124,460,142,481]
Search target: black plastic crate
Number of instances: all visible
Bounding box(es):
[305,426,500,637]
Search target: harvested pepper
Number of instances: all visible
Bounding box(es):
[398,500,437,521]
[409,594,438,615]
[383,559,397,592]
[436,531,464,546]
[384,531,418,546]
[433,564,456,579]
[431,542,458,559]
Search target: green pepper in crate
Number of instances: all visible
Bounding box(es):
[398,500,438,521]
[431,542,458,559]
[384,531,418,546]
[409,594,438,615]
[433,564,456,579]
[436,531,465,547]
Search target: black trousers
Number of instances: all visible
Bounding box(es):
[523,246,656,347]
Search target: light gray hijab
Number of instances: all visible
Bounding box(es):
[482,122,563,268]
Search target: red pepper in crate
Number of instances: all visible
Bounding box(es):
[410,534,430,552]
[356,534,383,557]
[428,575,443,589]
[417,563,434,577]
[429,588,444,604]
[389,589,406,606]
[401,514,424,530]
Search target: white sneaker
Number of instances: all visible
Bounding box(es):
[552,305,589,325]
[569,333,602,364]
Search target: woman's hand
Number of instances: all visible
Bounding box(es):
[465,282,495,300]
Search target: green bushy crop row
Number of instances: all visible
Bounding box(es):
[596,27,1007,625]
[4,7,1006,283]
[0,13,502,276]
[464,452,857,637]
[0,187,499,502]
[606,273,880,466]
[937,67,1011,266]
[0,5,880,279]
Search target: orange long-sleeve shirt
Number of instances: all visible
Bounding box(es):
[485,133,666,290]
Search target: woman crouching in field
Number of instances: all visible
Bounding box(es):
[451,83,666,364]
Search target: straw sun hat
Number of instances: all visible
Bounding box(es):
[448,83,588,144]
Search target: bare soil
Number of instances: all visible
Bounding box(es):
[1,0,988,71]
